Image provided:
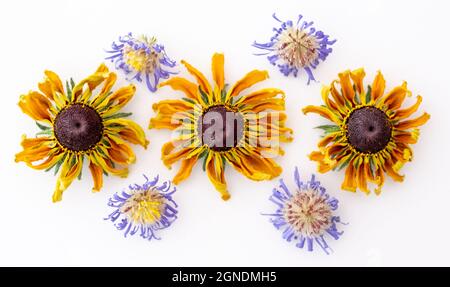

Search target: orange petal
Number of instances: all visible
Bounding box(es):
[226,149,282,181]
[350,68,366,102]
[385,161,404,182]
[395,113,430,130]
[89,161,103,193]
[393,95,423,120]
[159,77,202,103]
[173,153,200,185]
[371,71,386,102]
[356,160,370,194]
[108,138,136,165]
[338,70,355,105]
[378,82,409,111]
[161,141,194,168]
[15,136,55,163]
[18,91,52,122]
[341,159,357,192]
[181,60,212,95]
[309,151,333,173]
[393,130,419,144]
[226,70,269,101]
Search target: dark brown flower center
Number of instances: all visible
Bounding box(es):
[198,105,244,152]
[346,106,392,153]
[54,104,103,152]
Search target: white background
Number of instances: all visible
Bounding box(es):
[0,0,449,267]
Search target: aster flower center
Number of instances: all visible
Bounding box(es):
[123,43,160,74]
[283,189,332,237]
[346,106,392,154]
[198,105,244,152]
[276,27,319,68]
[54,104,103,152]
[120,189,165,225]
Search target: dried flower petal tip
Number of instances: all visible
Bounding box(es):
[264,167,345,254]
[105,174,178,241]
[106,33,177,92]
[253,13,336,84]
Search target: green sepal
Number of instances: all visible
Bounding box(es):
[198,149,209,172]
[103,112,132,121]
[66,80,72,102]
[36,122,51,131]
[315,125,341,135]
[199,87,209,105]
[182,97,196,105]
[365,85,372,103]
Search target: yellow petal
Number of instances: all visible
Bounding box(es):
[236,88,285,106]
[72,64,111,102]
[302,105,341,124]
[205,152,230,200]
[350,68,366,104]
[90,72,117,107]
[241,98,285,112]
[226,70,269,102]
[330,80,349,115]
[52,154,83,202]
[212,53,225,91]
[99,85,135,116]
[105,118,149,148]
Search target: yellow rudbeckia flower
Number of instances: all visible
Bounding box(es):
[151,53,293,200]
[303,68,430,195]
[15,64,149,202]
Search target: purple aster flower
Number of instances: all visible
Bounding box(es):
[105,174,178,241]
[264,167,345,254]
[106,33,177,92]
[253,14,336,84]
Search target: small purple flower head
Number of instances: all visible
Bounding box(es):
[253,14,336,84]
[105,174,178,241]
[264,167,345,254]
[106,33,177,92]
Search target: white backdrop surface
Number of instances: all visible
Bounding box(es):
[0,0,449,266]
